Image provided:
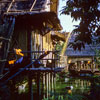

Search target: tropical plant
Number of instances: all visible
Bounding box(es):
[94,49,100,65]
[61,0,100,50]
[55,41,64,53]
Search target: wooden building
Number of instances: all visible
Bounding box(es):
[0,1,68,100]
[0,0,62,76]
[66,34,100,74]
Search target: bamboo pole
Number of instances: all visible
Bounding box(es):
[37,72,41,100]
[47,73,49,99]
[30,0,37,11]
[0,18,15,75]
[27,29,33,100]
[43,73,46,99]
[49,73,51,94]
[7,0,15,13]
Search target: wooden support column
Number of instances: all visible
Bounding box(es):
[37,72,41,100]
[27,29,33,100]
[41,73,45,99]
[48,73,50,94]
[54,73,56,100]
[0,17,15,75]
[43,72,46,99]
[46,73,49,99]
[51,72,54,93]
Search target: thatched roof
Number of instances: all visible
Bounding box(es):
[51,31,66,42]
[12,12,62,36]
[0,0,62,75]
[0,0,59,15]
[66,35,100,57]
[0,0,62,35]
[0,0,48,13]
[66,45,96,57]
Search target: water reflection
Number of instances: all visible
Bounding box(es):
[65,77,91,94]
[42,73,91,100]
[42,73,56,100]
[17,73,91,100]
[18,83,27,94]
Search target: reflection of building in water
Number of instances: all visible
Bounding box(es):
[66,78,91,93]
[42,72,56,100]
[43,76,92,100]
[19,74,91,100]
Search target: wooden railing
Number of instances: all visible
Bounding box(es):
[69,62,100,73]
[7,50,60,68]
[6,0,37,12]
[0,0,49,15]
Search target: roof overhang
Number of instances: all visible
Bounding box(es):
[6,12,62,35]
[51,32,66,41]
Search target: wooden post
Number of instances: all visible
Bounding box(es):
[30,0,37,11]
[54,73,56,100]
[0,17,15,75]
[43,72,46,99]
[37,72,41,100]
[27,29,33,100]
[49,73,50,94]
[7,0,15,13]
[46,73,49,99]
[28,74,33,100]
[51,72,54,93]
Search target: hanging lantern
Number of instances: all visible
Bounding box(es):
[68,90,72,94]
[88,61,91,64]
[68,60,71,64]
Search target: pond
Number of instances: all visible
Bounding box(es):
[11,71,100,100]
[17,72,91,100]
[41,74,91,100]
[1,71,100,100]
[8,71,100,100]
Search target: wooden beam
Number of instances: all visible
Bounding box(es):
[4,10,46,16]
[30,0,37,11]
[0,0,28,3]
[0,18,15,75]
[0,37,10,41]
[7,0,15,13]
[20,67,64,71]
[8,50,59,53]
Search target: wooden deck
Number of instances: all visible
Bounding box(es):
[24,67,64,72]
[68,63,100,75]
[69,68,100,76]
[80,69,99,73]
[4,67,64,72]
[0,67,64,86]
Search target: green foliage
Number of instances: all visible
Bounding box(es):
[95,49,100,65]
[43,92,87,100]
[61,0,100,50]
[56,71,69,80]
[65,94,88,100]
[89,76,100,100]
[55,42,64,52]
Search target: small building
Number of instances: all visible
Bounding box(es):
[0,0,63,76]
[65,34,100,72]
